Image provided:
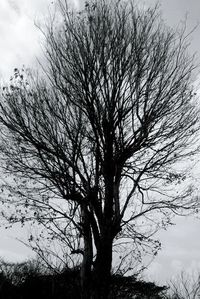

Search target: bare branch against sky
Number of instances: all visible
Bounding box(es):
[0,0,200,286]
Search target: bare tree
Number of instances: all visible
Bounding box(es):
[168,271,200,299]
[0,0,199,298]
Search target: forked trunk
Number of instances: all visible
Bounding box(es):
[80,235,113,298]
[80,205,93,299]
[80,253,92,299]
[90,237,113,299]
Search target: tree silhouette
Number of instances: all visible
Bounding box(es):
[0,0,199,298]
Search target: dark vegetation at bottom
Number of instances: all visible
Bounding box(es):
[0,260,167,299]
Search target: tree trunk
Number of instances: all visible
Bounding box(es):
[80,249,93,299]
[80,205,93,299]
[90,237,113,299]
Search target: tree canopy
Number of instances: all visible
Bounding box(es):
[0,0,199,298]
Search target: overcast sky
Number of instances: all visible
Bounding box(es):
[0,0,200,285]
[142,0,200,284]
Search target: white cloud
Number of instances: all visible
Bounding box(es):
[0,0,55,80]
[0,224,34,262]
[0,0,84,81]
[145,216,200,283]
